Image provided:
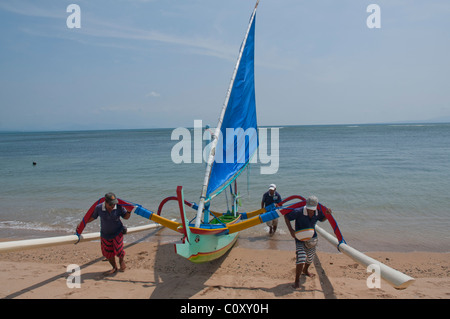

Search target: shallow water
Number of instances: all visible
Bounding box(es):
[1,123,449,252]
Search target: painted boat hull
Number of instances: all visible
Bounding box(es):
[175,232,238,263]
[174,185,239,263]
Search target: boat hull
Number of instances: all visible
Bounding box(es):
[175,232,238,263]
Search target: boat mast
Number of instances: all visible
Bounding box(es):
[195,0,260,228]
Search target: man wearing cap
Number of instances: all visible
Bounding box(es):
[85,192,131,275]
[261,184,282,235]
[284,195,332,288]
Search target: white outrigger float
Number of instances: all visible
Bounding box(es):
[316,225,415,290]
[0,223,164,253]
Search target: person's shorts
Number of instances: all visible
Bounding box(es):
[101,233,125,259]
[295,239,316,264]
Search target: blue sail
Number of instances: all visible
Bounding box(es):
[206,15,258,197]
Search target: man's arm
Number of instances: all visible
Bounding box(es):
[320,208,332,222]
[121,206,131,220]
[275,193,282,207]
[261,194,265,209]
[284,215,296,239]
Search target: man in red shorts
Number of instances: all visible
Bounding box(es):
[86,192,130,275]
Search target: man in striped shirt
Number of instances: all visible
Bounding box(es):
[284,195,332,288]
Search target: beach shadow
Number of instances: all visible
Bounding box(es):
[3,228,161,299]
[206,255,336,299]
[3,252,108,299]
[147,242,335,299]
[192,280,324,298]
[149,239,228,299]
[268,282,298,296]
[313,255,337,299]
[93,275,158,288]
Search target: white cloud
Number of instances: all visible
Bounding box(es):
[0,1,63,19]
[146,91,160,98]
[78,19,236,61]
[0,1,237,61]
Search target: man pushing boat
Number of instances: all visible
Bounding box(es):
[284,195,332,288]
[78,192,131,275]
[261,184,282,236]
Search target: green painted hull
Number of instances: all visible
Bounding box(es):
[174,185,240,263]
[175,232,238,263]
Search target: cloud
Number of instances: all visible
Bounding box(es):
[0,1,63,19]
[94,104,147,114]
[1,1,291,70]
[78,19,237,61]
[0,1,237,61]
[146,91,161,98]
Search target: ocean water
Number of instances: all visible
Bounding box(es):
[0,124,449,253]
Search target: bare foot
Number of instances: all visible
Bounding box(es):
[103,267,117,276]
[119,260,126,272]
[303,271,315,278]
[292,282,300,289]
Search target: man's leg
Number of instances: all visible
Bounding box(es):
[294,240,307,288]
[267,221,273,235]
[101,238,118,275]
[303,242,317,277]
[119,256,126,272]
[272,219,278,235]
[294,263,305,288]
[114,233,126,272]
[105,257,118,275]
[302,262,315,278]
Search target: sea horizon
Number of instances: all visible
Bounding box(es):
[1,119,450,134]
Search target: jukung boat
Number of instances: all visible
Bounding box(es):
[75,0,346,264]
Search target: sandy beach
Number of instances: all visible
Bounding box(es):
[0,234,448,300]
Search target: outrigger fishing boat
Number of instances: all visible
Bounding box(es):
[75,0,346,264]
[0,0,415,290]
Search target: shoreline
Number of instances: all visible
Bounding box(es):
[0,238,449,299]
[2,224,449,254]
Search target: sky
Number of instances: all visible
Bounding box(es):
[0,0,449,131]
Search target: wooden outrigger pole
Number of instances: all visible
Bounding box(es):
[315,225,415,290]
